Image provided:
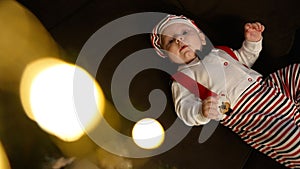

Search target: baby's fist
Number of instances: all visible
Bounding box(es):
[244,22,265,42]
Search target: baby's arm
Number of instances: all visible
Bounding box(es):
[234,22,265,67]
[172,82,210,126]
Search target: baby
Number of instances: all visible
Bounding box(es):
[151,14,300,168]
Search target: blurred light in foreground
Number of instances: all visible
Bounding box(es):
[0,142,11,169]
[20,58,105,142]
[0,0,62,92]
[132,118,165,149]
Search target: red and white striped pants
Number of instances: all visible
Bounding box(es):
[221,64,300,168]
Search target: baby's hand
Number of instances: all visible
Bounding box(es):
[244,22,265,42]
[202,96,223,120]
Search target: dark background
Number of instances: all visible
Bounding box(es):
[1,0,299,168]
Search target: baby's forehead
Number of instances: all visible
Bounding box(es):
[161,23,195,36]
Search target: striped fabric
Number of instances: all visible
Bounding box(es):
[221,64,300,168]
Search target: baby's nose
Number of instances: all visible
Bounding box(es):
[175,36,183,44]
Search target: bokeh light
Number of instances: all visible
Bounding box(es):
[0,142,11,169]
[20,58,105,142]
[0,0,62,92]
[132,118,165,149]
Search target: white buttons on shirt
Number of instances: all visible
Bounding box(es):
[248,78,253,82]
[224,62,228,66]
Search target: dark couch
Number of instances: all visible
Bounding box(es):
[1,0,299,168]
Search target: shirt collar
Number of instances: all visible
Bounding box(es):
[177,57,201,71]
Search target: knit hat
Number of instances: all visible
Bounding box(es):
[151,15,201,58]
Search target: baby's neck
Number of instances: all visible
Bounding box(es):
[183,56,199,65]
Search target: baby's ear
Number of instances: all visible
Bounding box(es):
[199,32,207,45]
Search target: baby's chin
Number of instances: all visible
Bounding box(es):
[182,54,197,64]
[185,51,197,60]
[168,51,197,64]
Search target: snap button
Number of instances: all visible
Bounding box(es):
[248,78,253,82]
[224,62,228,66]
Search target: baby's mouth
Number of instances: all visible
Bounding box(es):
[179,45,188,52]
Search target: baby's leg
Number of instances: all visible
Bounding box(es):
[264,64,300,126]
[265,64,300,108]
[222,78,300,168]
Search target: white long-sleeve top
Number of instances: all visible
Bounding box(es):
[171,40,263,126]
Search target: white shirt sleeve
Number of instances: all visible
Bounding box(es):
[234,39,262,67]
[171,81,210,126]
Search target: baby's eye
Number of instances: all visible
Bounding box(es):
[168,39,175,44]
[182,30,188,35]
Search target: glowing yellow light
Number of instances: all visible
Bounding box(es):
[20,58,105,142]
[132,118,165,149]
[0,142,11,169]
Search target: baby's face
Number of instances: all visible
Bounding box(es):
[160,23,206,64]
